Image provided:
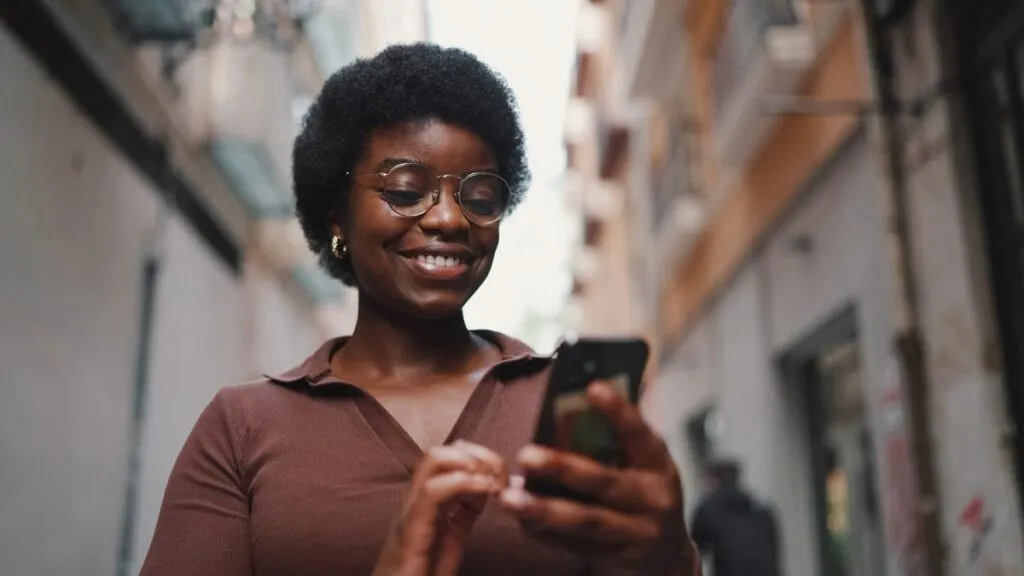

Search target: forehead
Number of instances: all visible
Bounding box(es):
[358,118,496,172]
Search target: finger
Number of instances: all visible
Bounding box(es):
[586,381,668,469]
[424,472,502,522]
[517,445,675,513]
[396,470,501,555]
[453,440,509,486]
[500,487,659,544]
[417,472,501,513]
[445,442,507,517]
[416,445,486,479]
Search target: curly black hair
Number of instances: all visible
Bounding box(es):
[292,42,531,285]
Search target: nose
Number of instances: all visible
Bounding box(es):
[419,176,469,235]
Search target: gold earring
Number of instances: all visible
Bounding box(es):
[331,235,347,259]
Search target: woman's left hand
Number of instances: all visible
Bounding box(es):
[499,381,697,575]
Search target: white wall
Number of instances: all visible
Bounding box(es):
[129,213,248,574]
[655,135,891,576]
[0,23,331,575]
[244,254,327,378]
[0,23,158,574]
[714,262,816,576]
[649,315,716,516]
[762,134,895,575]
[129,240,326,575]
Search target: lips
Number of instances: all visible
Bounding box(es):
[397,249,475,281]
[413,254,466,270]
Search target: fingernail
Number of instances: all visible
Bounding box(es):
[588,381,616,403]
[509,475,526,490]
[500,488,533,509]
[518,445,547,468]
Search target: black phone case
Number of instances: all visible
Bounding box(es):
[525,337,649,502]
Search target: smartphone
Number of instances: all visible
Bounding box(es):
[526,336,650,501]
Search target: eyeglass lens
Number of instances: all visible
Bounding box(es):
[379,164,508,225]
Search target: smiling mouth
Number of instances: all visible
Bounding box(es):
[400,253,474,280]
[414,254,467,270]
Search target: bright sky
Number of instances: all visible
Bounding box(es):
[427,0,582,353]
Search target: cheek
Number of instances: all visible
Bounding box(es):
[475,230,500,275]
[345,197,403,251]
[477,228,499,259]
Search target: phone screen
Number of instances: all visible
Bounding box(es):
[527,338,649,500]
[550,372,632,466]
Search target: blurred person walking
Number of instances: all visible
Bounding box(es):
[691,460,780,576]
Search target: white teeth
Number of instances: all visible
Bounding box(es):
[415,255,464,269]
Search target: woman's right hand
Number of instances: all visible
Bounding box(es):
[372,440,508,576]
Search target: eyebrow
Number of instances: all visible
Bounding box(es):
[371,157,500,176]
[373,157,419,171]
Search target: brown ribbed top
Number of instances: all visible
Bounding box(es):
[139,331,640,575]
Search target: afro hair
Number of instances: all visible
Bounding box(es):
[292,42,531,285]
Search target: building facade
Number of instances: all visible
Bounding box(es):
[0,1,425,573]
[566,0,1024,575]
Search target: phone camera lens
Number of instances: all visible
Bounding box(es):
[583,360,596,374]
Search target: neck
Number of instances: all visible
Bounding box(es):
[337,294,482,379]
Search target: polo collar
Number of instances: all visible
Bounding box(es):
[264,330,547,388]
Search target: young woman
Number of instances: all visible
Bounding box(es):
[141,43,699,576]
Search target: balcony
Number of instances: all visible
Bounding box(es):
[106,1,364,220]
[102,0,358,311]
[302,0,361,79]
[105,0,214,43]
[616,0,689,106]
[572,246,602,286]
[565,96,596,146]
[586,179,622,220]
[597,119,630,179]
[712,0,814,168]
[573,52,596,98]
[576,0,607,54]
[198,41,297,218]
[651,122,702,232]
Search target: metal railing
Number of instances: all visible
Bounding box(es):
[105,0,322,48]
[712,0,800,124]
[651,123,702,231]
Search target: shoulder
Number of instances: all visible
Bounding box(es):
[475,329,550,360]
[194,377,305,448]
[214,377,293,411]
[212,373,324,421]
[477,330,553,388]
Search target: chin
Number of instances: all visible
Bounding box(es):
[405,301,467,320]
[393,274,486,320]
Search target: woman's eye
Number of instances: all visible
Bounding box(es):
[462,199,500,215]
[382,190,424,206]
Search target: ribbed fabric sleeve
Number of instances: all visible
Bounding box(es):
[140,390,252,575]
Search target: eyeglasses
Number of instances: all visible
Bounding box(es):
[348,162,511,227]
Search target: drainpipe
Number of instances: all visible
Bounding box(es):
[858,1,947,574]
[115,142,173,576]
